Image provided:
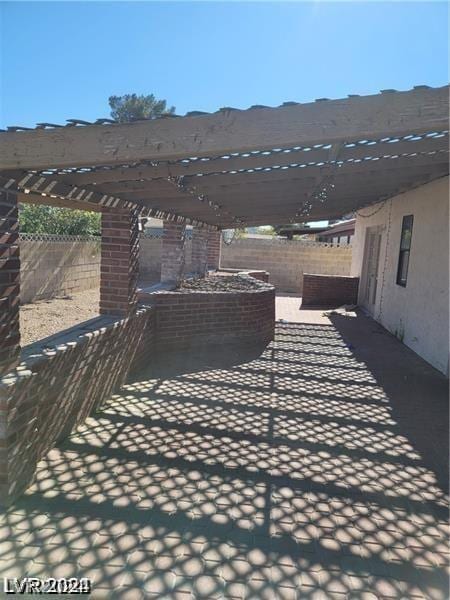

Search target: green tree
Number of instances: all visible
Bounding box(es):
[19,204,101,236]
[256,226,276,236]
[109,93,176,122]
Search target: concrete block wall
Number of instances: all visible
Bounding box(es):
[18,234,352,302]
[221,238,352,293]
[20,235,100,304]
[0,306,156,505]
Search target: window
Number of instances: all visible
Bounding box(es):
[396,215,414,287]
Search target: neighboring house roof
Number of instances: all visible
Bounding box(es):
[320,218,356,237]
[1,85,448,229]
[276,226,329,237]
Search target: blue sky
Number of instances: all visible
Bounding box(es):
[1,2,448,130]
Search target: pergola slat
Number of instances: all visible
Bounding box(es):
[25,131,448,186]
[0,86,448,171]
[182,154,449,191]
[0,175,219,227]
[17,191,104,212]
[69,152,447,205]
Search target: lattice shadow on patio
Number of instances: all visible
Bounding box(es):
[1,319,448,599]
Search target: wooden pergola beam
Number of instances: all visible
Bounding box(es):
[184,156,449,191]
[114,171,444,221]
[86,157,447,205]
[218,174,446,226]
[22,132,447,187]
[1,86,448,171]
[0,175,217,227]
[17,191,104,212]
[165,172,443,208]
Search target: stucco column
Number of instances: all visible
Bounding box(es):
[207,230,222,271]
[161,220,186,284]
[0,188,20,376]
[191,226,209,277]
[100,207,139,316]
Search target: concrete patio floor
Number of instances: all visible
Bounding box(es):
[0,297,448,599]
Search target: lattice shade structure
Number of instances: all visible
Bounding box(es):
[0,85,448,227]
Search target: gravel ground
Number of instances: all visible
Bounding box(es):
[178,274,264,292]
[20,288,100,347]
[19,275,261,347]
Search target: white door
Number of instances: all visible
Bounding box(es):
[361,228,382,315]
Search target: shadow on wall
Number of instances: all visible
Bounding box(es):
[0,307,155,505]
[20,239,100,304]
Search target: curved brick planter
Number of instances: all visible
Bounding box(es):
[148,277,275,350]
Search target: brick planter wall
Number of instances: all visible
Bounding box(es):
[302,274,359,307]
[218,269,269,283]
[247,270,269,283]
[0,306,155,505]
[150,279,275,351]
[0,268,276,505]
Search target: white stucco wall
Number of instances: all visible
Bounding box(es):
[351,176,449,375]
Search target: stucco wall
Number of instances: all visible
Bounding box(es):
[351,177,449,375]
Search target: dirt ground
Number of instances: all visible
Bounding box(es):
[20,288,100,347]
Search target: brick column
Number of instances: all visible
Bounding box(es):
[0,189,20,376]
[161,220,186,284]
[100,207,139,316]
[191,226,208,277]
[207,230,222,271]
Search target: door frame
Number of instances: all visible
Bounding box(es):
[360,225,383,316]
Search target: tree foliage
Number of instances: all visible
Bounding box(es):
[19,204,101,236]
[257,226,276,236]
[109,93,176,123]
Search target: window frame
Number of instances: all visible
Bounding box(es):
[396,214,414,287]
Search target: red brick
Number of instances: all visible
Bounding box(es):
[207,230,222,270]
[302,274,359,307]
[0,189,20,376]
[99,208,139,317]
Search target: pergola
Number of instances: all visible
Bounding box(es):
[0,84,448,373]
